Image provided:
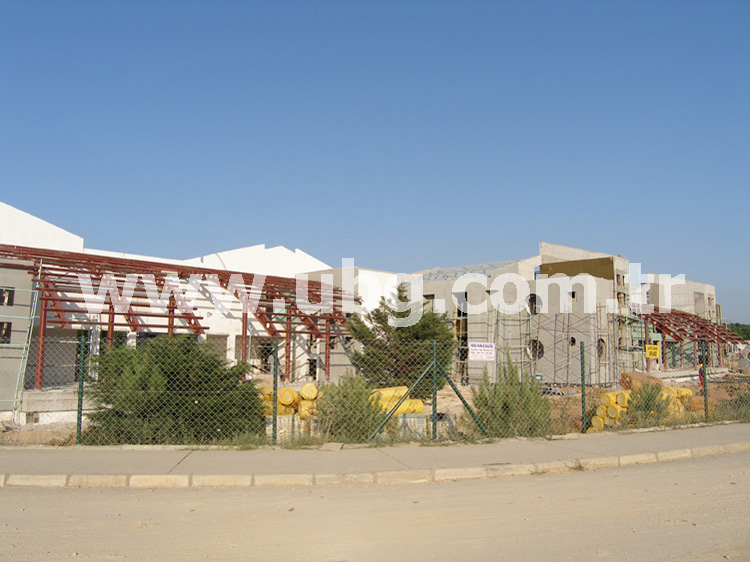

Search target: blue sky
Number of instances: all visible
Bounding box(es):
[1,1,749,321]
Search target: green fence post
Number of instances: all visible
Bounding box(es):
[76,332,86,445]
[435,362,488,437]
[432,340,438,442]
[273,339,279,445]
[580,341,587,434]
[368,363,433,442]
[702,340,709,422]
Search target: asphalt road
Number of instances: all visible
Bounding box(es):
[1,452,748,561]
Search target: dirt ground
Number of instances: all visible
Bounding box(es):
[1,451,748,561]
[0,424,76,446]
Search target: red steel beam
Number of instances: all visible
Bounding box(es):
[38,274,71,329]
[324,317,331,382]
[2,243,352,341]
[241,310,248,362]
[35,297,47,390]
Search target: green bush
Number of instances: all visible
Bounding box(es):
[83,336,264,445]
[622,383,669,429]
[715,392,750,421]
[317,373,387,443]
[469,355,552,438]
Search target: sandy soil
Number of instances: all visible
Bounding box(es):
[0,425,76,446]
[0,452,748,561]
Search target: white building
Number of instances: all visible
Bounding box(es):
[0,202,349,421]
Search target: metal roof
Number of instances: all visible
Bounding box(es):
[420,259,520,283]
[640,306,743,345]
[0,243,352,339]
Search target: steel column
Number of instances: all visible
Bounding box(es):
[167,295,175,337]
[107,300,115,349]
[241,310,248,362]
[284,314,292,381]
[693,341,698,368]
[580,341,587,433]
[35,297,47,390]
[680,340,684,369]
[324,316,331,382]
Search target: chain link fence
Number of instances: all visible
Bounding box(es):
[1,335,748,446]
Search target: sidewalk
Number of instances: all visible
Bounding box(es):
[1,422,748,488]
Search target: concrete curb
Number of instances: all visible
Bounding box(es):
[1,441,748,489]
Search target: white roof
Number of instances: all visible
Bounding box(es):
[0,201,84,252]
[184,244,330,277]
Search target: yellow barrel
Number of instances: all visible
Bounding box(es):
[607,404,625,419]
[371,387,408,411]
[660,387,677,400]
[596,405,608,418]
[372,386,408,400]
[616,390,631,407]
[300,383,318,400]
[381,398,424,415]
[586,427,601,434]
[278,387,300,407]
[277,404,296,416]
[591,416,605,430]
[667,400,685,413]
[604,416,617,427]
[264,402,295,416]
[258,385,274,400]
[600,392,617,406]
[407,399,424,414]
[298,399,317,418]
[675,388,693,398]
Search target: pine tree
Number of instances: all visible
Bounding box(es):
[347,284,455,400]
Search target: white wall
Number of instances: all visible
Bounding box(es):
[304,266,398,313]
[539,241,612,264]
[0,202,84,252]
[650,277,717,320]
[185,245,330,277]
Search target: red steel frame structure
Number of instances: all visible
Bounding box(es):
[0,244,353,388]
[637,306,743,371]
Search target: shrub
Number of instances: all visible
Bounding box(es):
[316,373,387,443]
[469,355,552,438]
[83,336,264,445]
[715,392,750,421]
[622,383,669,429]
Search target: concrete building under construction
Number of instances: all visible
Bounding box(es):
[0,201,743,425]
[413,242,742,387]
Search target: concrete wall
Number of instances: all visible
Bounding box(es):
[304,266,398,314]
[540,257,616,281]
[649,276,718,320]
[539,242,611,264]
[0,264,34,411]
[419,268,618,385]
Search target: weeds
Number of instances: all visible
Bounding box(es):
[317,373,387,443]
[622,383,669,429]
[468,354,552,438]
